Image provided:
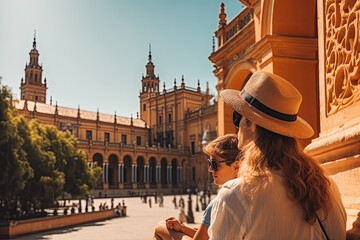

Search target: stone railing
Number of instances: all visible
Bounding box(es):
[225,8,252,42]
[77,138,189,155]
[157,86,207,95]
[218,7,253,48]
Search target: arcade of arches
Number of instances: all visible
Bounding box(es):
[89,152,185,193]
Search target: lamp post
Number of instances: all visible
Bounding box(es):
[201,129,209,202]
[186,188,194,223]
[195,194,199,212]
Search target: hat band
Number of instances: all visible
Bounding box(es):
[241,90,297,122]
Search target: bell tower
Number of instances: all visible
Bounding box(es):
[140,44,160,125]
[20,32,47,103]
[141,44,159,94]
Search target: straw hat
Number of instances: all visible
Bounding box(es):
[220,70,314,139]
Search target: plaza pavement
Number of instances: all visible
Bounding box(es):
[15,194,212,240]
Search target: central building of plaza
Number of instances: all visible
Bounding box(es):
[15,38,218,197]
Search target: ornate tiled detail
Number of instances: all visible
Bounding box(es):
[325,0,360,115]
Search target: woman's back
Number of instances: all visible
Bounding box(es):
[210,172,346,240]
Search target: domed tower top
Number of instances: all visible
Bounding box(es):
[141,44,159,94]
[20,31,47,103]
[146,43,155,78]
[31,30,38,53]
[29,30,40,67]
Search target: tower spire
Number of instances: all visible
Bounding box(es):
[148,43,152,62]
[143,44,157,80]
[33,30,37,49]
[219,3,227,28]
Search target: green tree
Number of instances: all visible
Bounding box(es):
[0,84,33,219]
[19,120,65,215]
[39,124,101,198]
[19,120,101,215]
[0,80,101,219]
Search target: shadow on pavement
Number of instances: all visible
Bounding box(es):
[14,221,108,240]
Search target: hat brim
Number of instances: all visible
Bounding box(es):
[220,89,314,139]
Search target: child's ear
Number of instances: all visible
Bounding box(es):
[233,161,239,170]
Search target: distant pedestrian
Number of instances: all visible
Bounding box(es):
[178,207,187,224]
[85,197,89,212]
[78,199,82,213]
[149,198,152,208]
[154,193,158,204]
[179,196,185,209]
[115,205,122,217]
[172,195,177,209]
[159,194,164,207]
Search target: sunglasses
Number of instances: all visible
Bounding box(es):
[232,111,242,128]
[208,158,232,171]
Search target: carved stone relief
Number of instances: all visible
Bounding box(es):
[325,0,360,116]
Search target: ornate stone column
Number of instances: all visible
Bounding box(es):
[306,0,360,232]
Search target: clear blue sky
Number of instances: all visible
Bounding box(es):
[0,0,243,117]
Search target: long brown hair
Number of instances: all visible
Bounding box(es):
[239,126,331,223]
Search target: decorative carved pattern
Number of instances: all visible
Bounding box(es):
[325,0,360,115]
[227,49,247,67]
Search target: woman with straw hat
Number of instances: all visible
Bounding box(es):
[209,71,346,239]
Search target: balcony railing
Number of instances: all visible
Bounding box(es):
[157,86,207,95]
[78,139,90,145]
[219,7,253,47]
[76,138,190,155]
[122,144,134,149]
[185,104,217,119]
[109,142,120,147]
[109,184,118,189]
[136,145,146,150]
[93,141,105,146]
